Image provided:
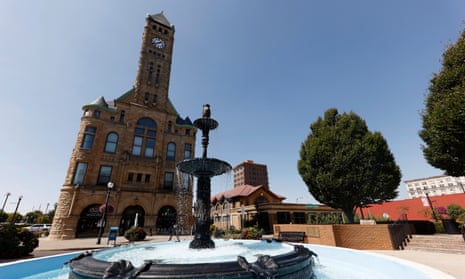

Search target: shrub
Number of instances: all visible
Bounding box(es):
[447,204,465,220]
[433,221,445,233]
[124,226,146,241]
[0,224,39,259]
[240,226,264,240]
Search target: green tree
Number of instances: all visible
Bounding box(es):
[24,210,43,224]
[0,210,8,222]
[298,108,401,223]
[7,213,23,224]
[447,203,465,220]
[420,29,465,176]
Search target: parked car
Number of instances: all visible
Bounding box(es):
[26,224,51,232]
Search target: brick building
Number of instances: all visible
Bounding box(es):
[233,160,269,189]
[50,12,196,239]
[213,160,343,233]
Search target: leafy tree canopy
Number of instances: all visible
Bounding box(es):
[298,108,401,223]
[420,29,465,176]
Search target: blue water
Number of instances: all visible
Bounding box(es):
[0,242,437,279]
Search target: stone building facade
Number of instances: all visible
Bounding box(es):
[50,12,195,239]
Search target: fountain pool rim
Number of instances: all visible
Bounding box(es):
[0,241,454,279]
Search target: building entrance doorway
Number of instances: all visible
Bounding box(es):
[119,205,145,236]
[156,206,177,234]
[76,204,102,238]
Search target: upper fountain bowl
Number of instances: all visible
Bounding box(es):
[177,158,232,177]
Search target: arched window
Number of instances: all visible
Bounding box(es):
[166,142,176,160]
[104,132,118,153]
[132,118,157,157]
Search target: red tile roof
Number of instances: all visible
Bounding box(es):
[211,185,285,203]
[362,193,465,221]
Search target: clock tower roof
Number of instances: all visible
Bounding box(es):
[146,12,172,28]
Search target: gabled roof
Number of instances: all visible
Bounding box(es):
[211,185,285,203]
[147,12,172,28]
[176,116,193,126]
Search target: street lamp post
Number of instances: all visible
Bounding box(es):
[425,192,439,221]
[96,182,114,244]
[1,192,11,212]
[11,195,23,224]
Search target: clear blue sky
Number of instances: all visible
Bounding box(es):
[1,1,464,214]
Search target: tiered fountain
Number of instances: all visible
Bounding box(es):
[68,105,317,278]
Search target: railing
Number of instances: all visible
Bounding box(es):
[388,213,412,250]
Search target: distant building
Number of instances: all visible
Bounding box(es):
[233,160,269,189]
[50,12,195,239]
[211,185,342,233]
[405,175,465,199]
[213,159,343,233]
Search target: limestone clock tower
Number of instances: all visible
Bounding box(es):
[50,12,195,239]
[133,12,174,110]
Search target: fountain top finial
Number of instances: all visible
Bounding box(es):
[202,104,211,118]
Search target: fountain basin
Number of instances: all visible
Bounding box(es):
[176,158,232,177]
[0,241,454,279]
[68,240,315,279]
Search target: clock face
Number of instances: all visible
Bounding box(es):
[152,37,166,49]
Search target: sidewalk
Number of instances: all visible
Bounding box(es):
[14,236,465,279]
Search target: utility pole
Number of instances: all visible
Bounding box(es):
[11,195,23,224]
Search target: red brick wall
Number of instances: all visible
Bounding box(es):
[273,224,394,250]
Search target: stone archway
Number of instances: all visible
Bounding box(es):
[119,205,145,236]
[76,204,102,238]
[156,206,177,234]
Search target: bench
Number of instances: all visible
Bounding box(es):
[277,231,305,243]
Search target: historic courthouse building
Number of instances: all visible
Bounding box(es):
[50,13,196,239]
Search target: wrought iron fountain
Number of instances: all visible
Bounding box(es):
[67,104,317,279]
[176,104,232,249]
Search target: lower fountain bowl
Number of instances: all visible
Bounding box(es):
[68,240,316,279]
